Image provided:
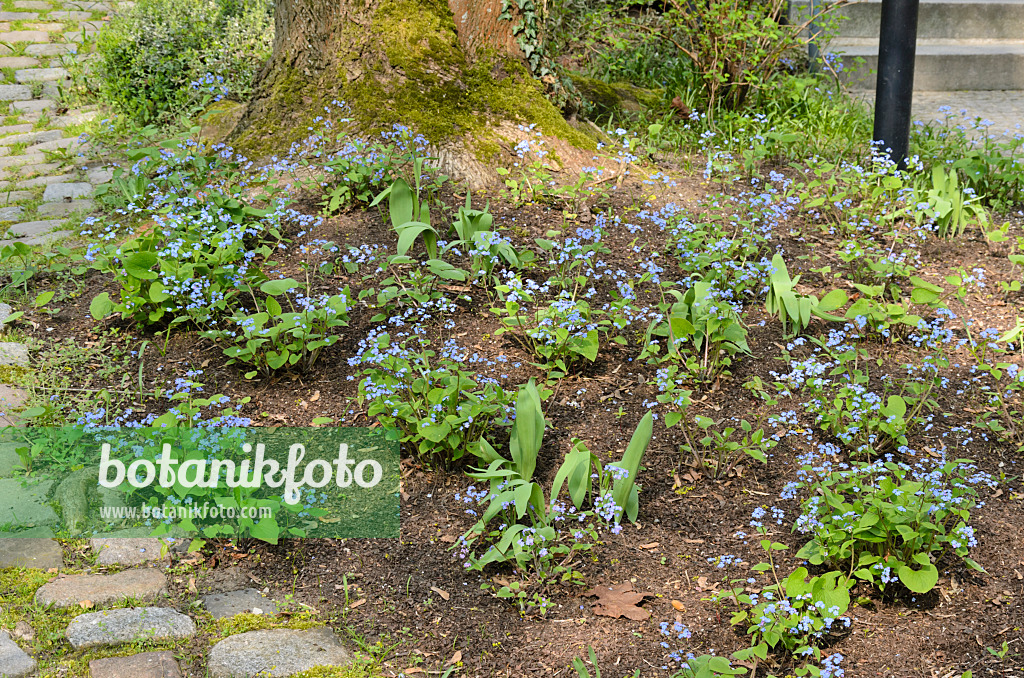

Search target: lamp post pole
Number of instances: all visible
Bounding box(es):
[872,0,921,169]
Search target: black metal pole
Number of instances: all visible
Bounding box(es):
[808,0,821,73]
[872,0,920,169]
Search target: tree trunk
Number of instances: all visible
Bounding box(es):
[231,0,598,188]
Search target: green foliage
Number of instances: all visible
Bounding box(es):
[457,387,653,613]
[791,458,986,594]
[765,253,845,338]
[640,281,750,384]
[708,525,853,671]
[354,334,515,468]
[912,165,988,238]
[492,285,621,378]
[678,416,775,479]
[87,134,289,337]
[641,0,808,113]
[912,110,1024,210]
[201,279,351,378]
[718,567,852,662]
[96,0,272,124]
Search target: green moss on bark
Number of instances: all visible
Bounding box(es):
[570,74,663,117]
[233,0,594,159]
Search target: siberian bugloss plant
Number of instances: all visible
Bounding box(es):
[492,281,624,378]
[351,331,515,468]
[786,456,991,593]
[201,278,351,378]
[640,281,750,384]
[710,516,853,671]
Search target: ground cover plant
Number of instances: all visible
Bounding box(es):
[1,0,1024,676]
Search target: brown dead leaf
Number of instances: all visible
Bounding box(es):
[187,577,198,594]
[439,534,457,543]
[447,650,463,665]
[671,600,685,611]
[349,598,366,609]
[430,586,450,601]
[403,668,425,675]
[639,542,660,550]
[584,582,653,620]
[310,390,321,402]
[80,600,94,609]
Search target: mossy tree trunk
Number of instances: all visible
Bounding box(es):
[231,0,596,187]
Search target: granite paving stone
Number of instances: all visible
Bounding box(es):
[0,130,62,146]
[0,478,54,525]
[207,628,353,678]
[0,57,39,69]
[37,199,93,217]
[0,85,31,101]
[26,43,74,57]
[0,206,25,221]
[0,30,50,42]
[43,182,92,201]
[15,67,69,83]
[0,529,63,568]
[89,651,183,678]
[16,174,74,189]
[35,569,168,608]
[202,589,273,619]
[66,608,196,650]
[0,630,36,678]
[91,537,166,566]
[8,219,63,237]
[0,342,29,367]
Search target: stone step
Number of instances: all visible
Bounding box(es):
[793,0,1024,41]
[834,40,1024,90]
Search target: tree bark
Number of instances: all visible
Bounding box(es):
[231,0,598,188]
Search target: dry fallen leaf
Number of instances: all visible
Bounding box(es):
[639,542,660,550]
[430,586,450,601]
[671,600,685,611]
[80,600,94,609]
[403,668,425,675]
[349,598,366,609]
[187,578,198,594]
[310,390,321,402]
[584,582,653,620]
[447,650,463,666]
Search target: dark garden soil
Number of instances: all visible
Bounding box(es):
[21,164,1024,678]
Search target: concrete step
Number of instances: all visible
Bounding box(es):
[793,0,1024,41]
[834,40,1024,90]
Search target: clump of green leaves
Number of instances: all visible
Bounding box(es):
[201,278,351,378]
[640,281,750,384]
[456,383,653,614]
[789,457,988,594]
[96,0,272,123]
[352,333,515,469]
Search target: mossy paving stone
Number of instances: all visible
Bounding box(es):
[206,628,353,678]
[34,569,168,609]
[65,607,196,650]
[88,650,183,678]
[0,630,36,678]
[91,538,166,566]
